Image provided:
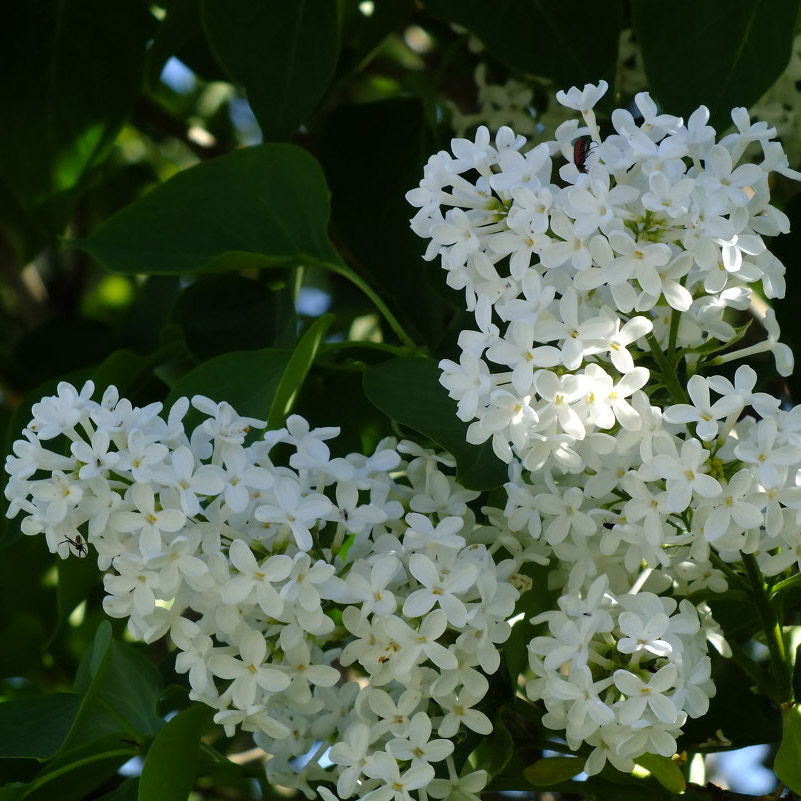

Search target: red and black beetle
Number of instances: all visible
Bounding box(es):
[572,135,594,173]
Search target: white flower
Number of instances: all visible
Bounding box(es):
[112,483,186,558]
[556,80,608,113]
[329,723,373,798]
[403,554,477,627]
[222,539,292,616]
[613,664,680,725]
[254,478,332,551]
[436,690,493,737]
[383,610,458,675]
[662,375,742,441]
[647,438,721,512]
[361,752,434,801]
[208,629,290,709]
[388,711,453,765]
[702,469,763,541]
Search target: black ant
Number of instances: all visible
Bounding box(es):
[59,534,88,558]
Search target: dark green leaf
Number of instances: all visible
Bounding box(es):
[79,144,342,276]
[92,350,152,397]
[171,275,281,361]
[794,644,801,704]
[679,665,781,749]
[0,0,154,231]
[96,778,140,801]
[48,556,100,645]
[471,708,514,778]
[149,0,226,85]
[118,276,181,355]
[422,0,623,90]
[338,0,413,73]
[0,784,27,801]
[63,622,164,750]
[102,640,165,737]
[505,563,558,686]
[0,177,48,266]
[293,363,387,456]
[9,317,113,393]
[138,705,208,801]
[632,0,801,128]
[524,756,585,786]
[166,348,292,423]
[202,0,339,140]
[589,775,671,801]
[268,313,334,428]
[23,736,136,801]
[363,357,508,490]
[0,694,82,759]
[776,703,801,794]
[634,753,685,794]
[320,98,448,347]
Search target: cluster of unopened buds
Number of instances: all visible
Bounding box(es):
[409,79,801,769]
[5,382,535,800]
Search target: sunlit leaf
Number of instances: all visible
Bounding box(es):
[79,145,342,276]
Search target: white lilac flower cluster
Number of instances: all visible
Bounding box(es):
[4,382,536,801]
[408,80,801,770]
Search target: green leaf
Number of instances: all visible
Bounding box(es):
[78,144,341,276]
[138,705,208,801]
[202,0,339,140]
[0,785,27,801]
[632,0,801,128]
[148,0,226,86]
[338,0,413,73]
[679,668,781,750]
[320,98,448,347]
[102,641,165,738]
[91,350,152,398]
[22,735,137,801]
[48,555,100,645]
[63,622,164,751]
[96,778,139,801]
[9,317,113,394]
[794,644,801,705]
[634,753,686,794]
[0,695,82,759]
[775,703,801,794]
[0,0,154,231]
[119,276,182,355]
[165,348,292,423]
[268,313,334,428]
[504,563,559,686]
[422,0,624,90]
[363,357,508,490]
[524,756,585,786]
[471,709,514,778]
[171,274,284,361]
